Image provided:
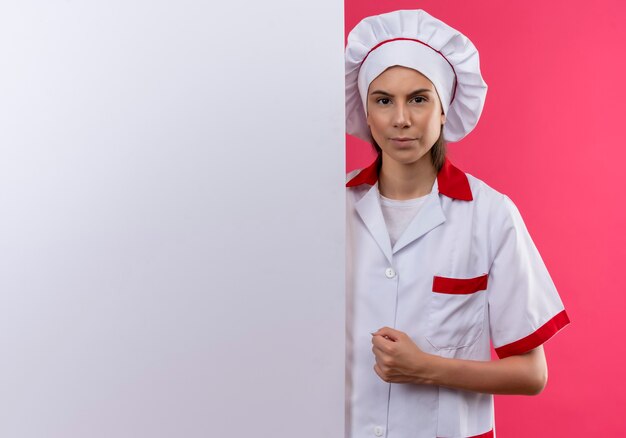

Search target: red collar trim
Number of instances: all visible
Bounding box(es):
[346,154,473,201]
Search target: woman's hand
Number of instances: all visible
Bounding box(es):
[371,326,548,395]
[371,327,435,385]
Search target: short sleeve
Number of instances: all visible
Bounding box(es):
[487,194,570,359]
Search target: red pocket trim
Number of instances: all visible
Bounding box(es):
[470,430,493,438]
[437,428,493,438]
[432,273,488,295]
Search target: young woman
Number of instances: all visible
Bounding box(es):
[345,10,570,438]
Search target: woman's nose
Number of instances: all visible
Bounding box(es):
[393,103,410,127]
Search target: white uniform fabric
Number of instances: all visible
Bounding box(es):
[346,156,570,438]
[379,194,429,247]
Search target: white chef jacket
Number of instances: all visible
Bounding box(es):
[346,155,570,438]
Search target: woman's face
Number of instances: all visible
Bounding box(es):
[366,66,445,167]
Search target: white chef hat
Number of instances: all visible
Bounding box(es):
[345,9,488,143]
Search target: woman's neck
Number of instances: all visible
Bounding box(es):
[378,153,437,200]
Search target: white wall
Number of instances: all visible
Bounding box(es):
[0,1,345,437]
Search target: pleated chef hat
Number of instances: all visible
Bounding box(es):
[345,9,488,143]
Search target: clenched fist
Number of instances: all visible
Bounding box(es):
[371,327,435,385]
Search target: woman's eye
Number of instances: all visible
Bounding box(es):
[411,96,427,103]
[377,98,391,105]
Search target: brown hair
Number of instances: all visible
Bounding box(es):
[371,125,447,172]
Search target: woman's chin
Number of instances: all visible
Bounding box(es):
[382,148,432,166]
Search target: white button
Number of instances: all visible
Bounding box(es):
[385,267,396,279]
[374,425,384,437]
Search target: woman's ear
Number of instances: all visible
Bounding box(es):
[441,113,446,125]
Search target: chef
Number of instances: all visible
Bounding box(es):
[345,9,570,438]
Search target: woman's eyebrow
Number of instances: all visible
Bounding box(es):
[370,88,433,97]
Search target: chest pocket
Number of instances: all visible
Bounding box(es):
[425,273,488,350]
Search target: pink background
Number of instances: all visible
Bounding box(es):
[345,1,626,436]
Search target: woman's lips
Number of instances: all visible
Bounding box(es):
[390,138,416,146]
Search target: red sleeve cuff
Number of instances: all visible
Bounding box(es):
[495,310,571,359]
